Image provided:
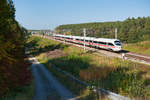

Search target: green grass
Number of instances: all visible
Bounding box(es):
[123,40,150,55]
[27,36,150,99]
[26,36,68,56]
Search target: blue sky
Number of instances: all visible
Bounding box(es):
[13,0,150,30]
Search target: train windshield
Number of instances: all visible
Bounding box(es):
[114,41,121,46]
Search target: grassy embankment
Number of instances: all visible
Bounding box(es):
[123,41,150,55]
[26,36,150,100]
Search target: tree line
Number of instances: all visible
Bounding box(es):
[55,17,150,43]
[0,0,30,97]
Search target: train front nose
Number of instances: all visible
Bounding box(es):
[115,46,122,51]
[118,46,122,50]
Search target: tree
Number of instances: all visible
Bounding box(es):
[55,17,150,43]
[0,0,30,97]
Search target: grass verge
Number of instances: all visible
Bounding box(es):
[123,40,150,55]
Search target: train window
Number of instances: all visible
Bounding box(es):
[93,41,98,43]
[114,41,121,46]
[98,42,103,44]
[99,42,106,45]
[103,42,106,45]
[85,40,88,42]
[108,43,114,46]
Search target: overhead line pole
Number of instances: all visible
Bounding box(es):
[115,28,117,39]
[83,28,86,51]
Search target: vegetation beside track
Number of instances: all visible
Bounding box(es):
[123,40,150,55]
[27,36,150,100]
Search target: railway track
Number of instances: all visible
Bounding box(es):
[125,52,150,65]
[34,34,150,65]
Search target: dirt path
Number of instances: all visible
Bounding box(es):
[29,56,78,100]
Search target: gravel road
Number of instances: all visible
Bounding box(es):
[29,56,78,100]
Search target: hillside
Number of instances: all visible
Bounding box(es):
[55,17,150,43]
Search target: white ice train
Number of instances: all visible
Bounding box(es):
[53,34,122,52]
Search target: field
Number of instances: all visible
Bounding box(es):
[123,41,150,56]
[26,36,150,100]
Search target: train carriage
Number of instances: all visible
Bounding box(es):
[53,34,122,52]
